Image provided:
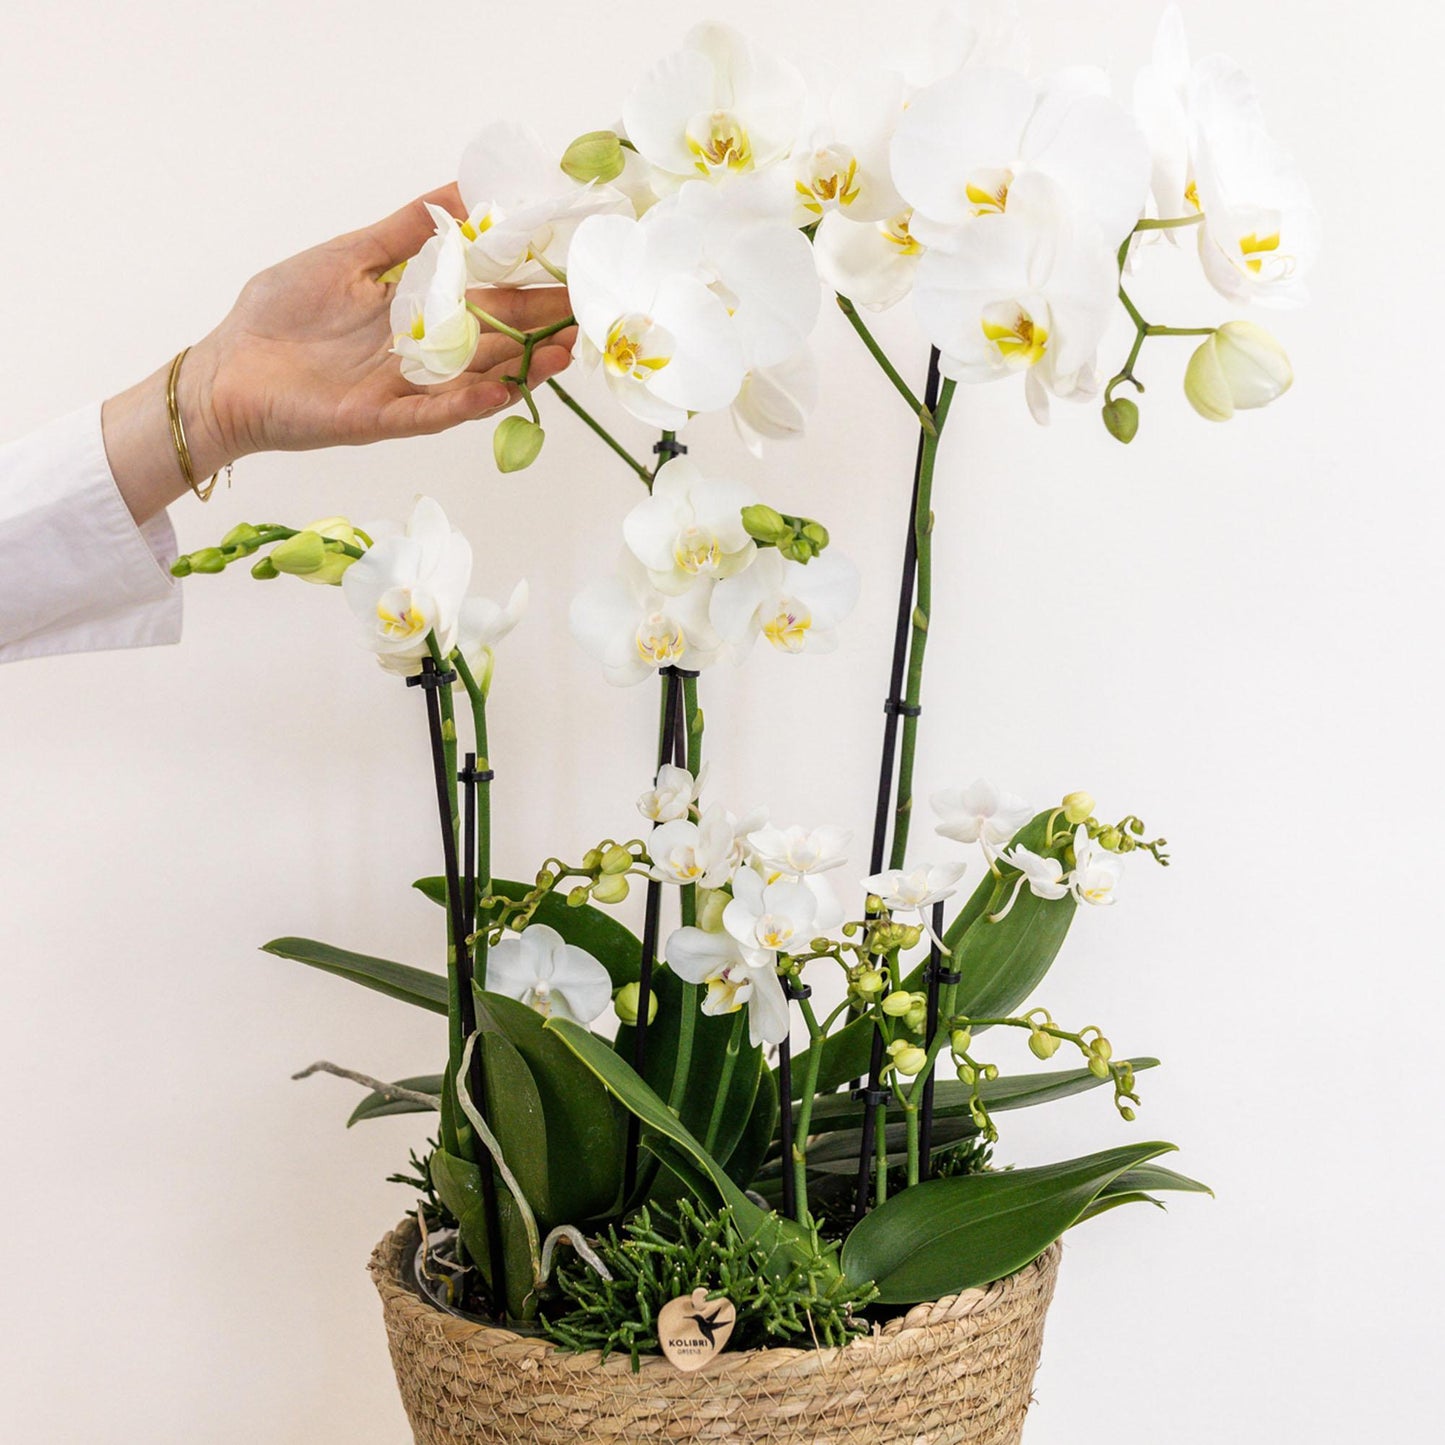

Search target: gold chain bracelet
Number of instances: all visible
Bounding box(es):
[166,347,227,502]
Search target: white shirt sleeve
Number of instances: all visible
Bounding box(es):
[0,404,183,663]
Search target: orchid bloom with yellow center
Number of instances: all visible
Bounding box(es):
[711,549,859,660]
[665,923,791,1046]
[621,458,757,595]
[487,926,612,1024]
[389,214,481,386]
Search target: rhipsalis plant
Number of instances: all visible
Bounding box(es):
[179,3,1317,1335]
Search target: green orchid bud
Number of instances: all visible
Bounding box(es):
[982,1063,999,1081]
[1102,396,1140,444]
[1088,1054,1111,1079]
[1028,1029,1061,1060]
[881,991,914,1017]
[697,888,729,933]
[740,504,792,547]
[896,925,922,951]
[494,416,546,473]
[599,845,633,876]
[560,129,626,184]
[1097,826,1124,852]
[1090,1036,1113,1062]
[220,523,262,554]
[905,1000,929,1033]
[613,982,657,1027]
[535,869,557,889]
[581,848,603,872]
[250,556,279,580]
[779,535,815,563]
[852,967,885,1001]
[1061,791,1094,825]
[270,531,328,577]
[958,1063,977,1085]
[187,547,226,574]
[566,885,591,908]
[951,1027,972,1055]
[170,556,193,578]
[891,1044,929,1077]
[591,873,630,905]
[1119,1106,1137,1122]
[800,521,830,551]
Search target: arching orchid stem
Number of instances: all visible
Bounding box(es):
[836,295,935,430]
[917,900,946,1176]
[545,380,654,485]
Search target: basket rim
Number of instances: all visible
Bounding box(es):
[369,1216,1061,1380]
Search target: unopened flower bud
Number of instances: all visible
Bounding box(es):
[1028,1029,1061,1060]
[740,503,792,547]
[581,848,603,871]
[187,547,226,574]
[560,129,626,184]
[1097,826,1124,852]
[566,885,591,908]
[1061,791,1094,825]
[170,556,193,577]
[1119,1106,1137,1122]
[599,846,633,875]
[958,1063,977,1085]
[881,992,914,1017]
[1090,1036,1113,1062]
[896,925,922,950]
[613,981,657,1026]
[1101,396,1140,444]
[250,556,279,580]
[493,416,546,473]
[888,1041,929,1077]
[951,1028,972,1055]
[800,521,829,551]
[1088,1054,1111,1079]
[1184,321,1294,423]
[982,1063,999,1081]
[697,888,728,933]
[591,873,630,905]
[535,869,557,889]
[904,1000,929,1033]
[852,967,885,1001]
[221,523,262,554]
[269,530,328,576]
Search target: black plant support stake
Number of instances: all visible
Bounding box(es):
[854,348,944,1223]
[918,900,953,1174]
[411,658,507,1317]
[623,664,690,1199]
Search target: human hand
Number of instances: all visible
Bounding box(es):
[183,183,576,472]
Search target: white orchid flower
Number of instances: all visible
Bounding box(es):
[659,181,822,370]
[341,496,472,671]
[622,458,757,595]
[745,824,852,877]
[647,805,737,888]
[912,172,1116,423]
[439,580,527,690]
[622,24,806,186]
[389,213,481,385]
[711,548,860,657]
[637,762,706,823]
[1190,58,1318,308]
[863,861,969,913]
[1133,8,1318,305]
[814,207,927,311]
[891,66,1149,249]
[731,349,819,454]
[487,925,612,1024]
[664,927,791,1046]
[792,72,907,225]
[998,843,1070,900]
[453,121,631,285]
[566,211,747,428]
[723,867,820,962]
[885,0,1030,94]
[931,778,1033,847]
[570,550,723,687]
[1068,827,1125,907]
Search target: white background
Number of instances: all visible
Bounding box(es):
[1,2,1439,1441]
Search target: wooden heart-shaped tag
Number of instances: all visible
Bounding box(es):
[658,1288,737,1371]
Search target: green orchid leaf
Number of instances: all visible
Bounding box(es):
[413,877,642,986]
[841,1142,1181,1304]
[474,990,625,1223]
[726,1061,779,1190]
[347,1074,444,1126]
[786,812,1078,1100]
[428,1146,535,1320]
[259,938,447,1014]
[1077,1191,1164,1222]
[613,970,763,1170]
[544,1017,828,1283]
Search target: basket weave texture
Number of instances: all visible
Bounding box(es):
[370,1219,1060,1445]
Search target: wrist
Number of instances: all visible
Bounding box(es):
[176,330,243,478]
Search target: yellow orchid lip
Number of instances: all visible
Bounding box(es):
[980,302,1049,370]
[764,605,812,653]
[687,108,753,174]
[604,315,672,379]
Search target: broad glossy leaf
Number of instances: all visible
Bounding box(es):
[614,970,763,1169]
[429,1147,535,1319]
[260,937,448,1014]
[726,1062,778,1190]
[544,1017,828,1282]
[414,877,642,986]
[347,1074,444,1126]
[475,990,624,1223]
[841,1142,1180,1304]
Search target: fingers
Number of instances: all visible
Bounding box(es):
[385,343,575,439]
[353,183,466,275]
[466,284,575,333]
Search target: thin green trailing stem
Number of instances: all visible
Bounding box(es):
[791,995,830,1224]
[887,378,958,870]
[836,295,935,430]
[545,380,654,485]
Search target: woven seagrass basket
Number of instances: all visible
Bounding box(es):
[370,1219,1060,1445]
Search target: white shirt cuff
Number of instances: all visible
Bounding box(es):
[0,404,183,663]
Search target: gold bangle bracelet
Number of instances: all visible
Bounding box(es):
[166,346,221,502]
